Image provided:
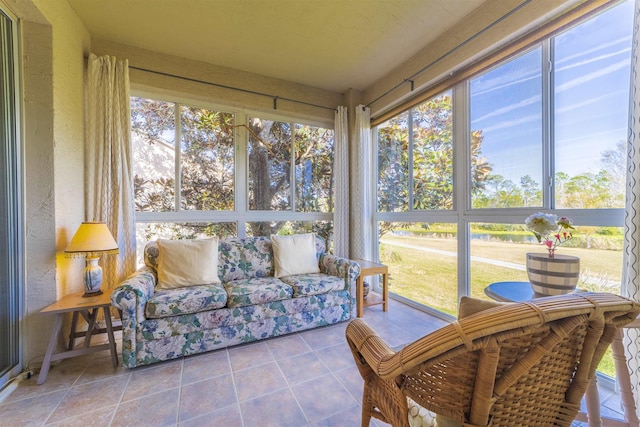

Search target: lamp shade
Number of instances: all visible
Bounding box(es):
[65,221,119,256]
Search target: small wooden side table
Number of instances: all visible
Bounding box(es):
[38,291,118,385]
[355,259,388,317]
[484,281,639,427]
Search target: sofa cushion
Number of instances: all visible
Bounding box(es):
[224,277,294,308]
[156,238,221,289]
[145,284,228,319]
[219,237,274,282]
[271,233,320,278]
[280,273,345,297]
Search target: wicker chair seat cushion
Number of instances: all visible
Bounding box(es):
[280,273,346,297]
[145,284,227,318]
[408,398,438,427]
[223,277,293,308]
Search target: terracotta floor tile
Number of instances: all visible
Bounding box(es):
[178,374,236,422]
[3,301,622,426]
[239,388,308,427]
[233,361,288,402]
[266,334,311,360]
[277,351,330,386]
[0,390,67,427]
[292,373,358,423]
[121,359,182,402]
[111,388,179,427]
[178,403,243,427]
[227,341,273,372]
[45,405,117,427]
[182,349,230,385]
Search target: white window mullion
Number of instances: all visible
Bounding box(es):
[290,121,296,213]
[542,40,553,209]
[174,103,182,212]
[454,82,470,298]
[372,128,381,263]
[236,112,247,238]
[408,110,414,211]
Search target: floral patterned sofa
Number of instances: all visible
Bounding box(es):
[111,236,360,368]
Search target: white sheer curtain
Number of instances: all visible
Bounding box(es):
[623,0,640,418]
[86,53,136,288]
[333,106,349,257]
[351,105,372,261]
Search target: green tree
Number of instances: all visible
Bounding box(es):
[519,175,541,207]
[377,94,491,235]
[599,140,626,208]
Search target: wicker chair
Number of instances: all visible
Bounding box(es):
[346,293,640,427]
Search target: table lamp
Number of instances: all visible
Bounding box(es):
[65,221,119,297]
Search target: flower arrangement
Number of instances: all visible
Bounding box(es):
[524,212,574,258]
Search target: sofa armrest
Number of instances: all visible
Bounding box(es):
[110,266,157,368]
[319,254,361,293]
[111,267,157,320]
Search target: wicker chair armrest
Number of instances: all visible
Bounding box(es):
[346,319,397,377]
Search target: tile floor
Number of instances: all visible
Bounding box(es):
[0,299,629,426]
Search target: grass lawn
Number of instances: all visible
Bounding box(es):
[379,234,623,377]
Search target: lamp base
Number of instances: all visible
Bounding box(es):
[83,256,104,297]
[82,290,103,298]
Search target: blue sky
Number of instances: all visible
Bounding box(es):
[470,0,634,187]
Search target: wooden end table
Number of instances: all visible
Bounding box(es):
[355,259,388,317]
[484,281,639,427]
[38,291,119,384]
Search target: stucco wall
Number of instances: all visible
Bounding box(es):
[21,18,57,373]
[32,0,90,297]
[8,0,90,364]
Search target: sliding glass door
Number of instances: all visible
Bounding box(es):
[0,6,22,388]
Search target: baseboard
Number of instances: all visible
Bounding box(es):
[0,375,22,403]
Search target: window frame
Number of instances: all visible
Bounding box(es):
[372,4,628,317]
[0,3,24,389]
[131,89,335,239]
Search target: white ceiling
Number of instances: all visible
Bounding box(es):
[66,0,487,93]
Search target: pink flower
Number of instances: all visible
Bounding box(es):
[524,213,575,257]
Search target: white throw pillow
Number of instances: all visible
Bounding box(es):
[156,238,221,289]
[271,233,320,278]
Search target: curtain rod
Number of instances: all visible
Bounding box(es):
[365,0,534,110]
[127,65,338,113]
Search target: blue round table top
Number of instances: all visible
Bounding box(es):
[484,281,538,303]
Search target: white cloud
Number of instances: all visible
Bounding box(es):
[555,59,629,92]
[555,92,620,115]
[555,36,630,66]
[473,94,541,124]
[479,113,541,133]
[472,67,539,96]
[555,48,630,73]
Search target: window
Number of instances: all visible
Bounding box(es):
[132,96,335,262]
[470,48,543,209]
[131,97,234,212]
[377,91,454,212]
[247,117,291,212]
[553,6,631,209]
[379,222,458,316]
[374,0,633,324]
